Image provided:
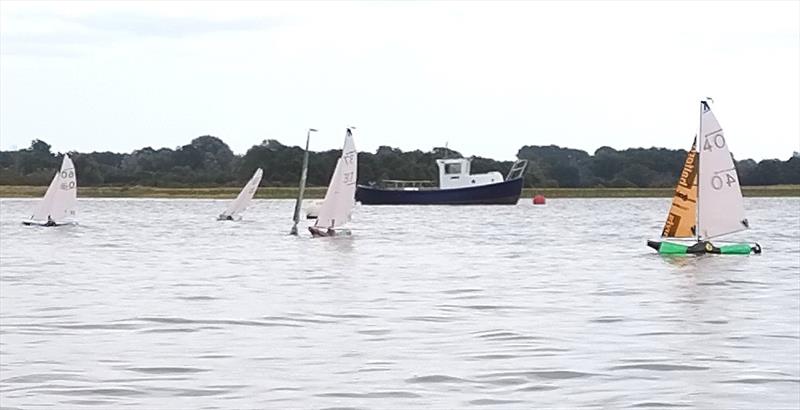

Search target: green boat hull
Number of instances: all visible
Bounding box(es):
[647,240,761,255]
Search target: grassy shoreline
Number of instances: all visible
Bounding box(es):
[1,185,798,199]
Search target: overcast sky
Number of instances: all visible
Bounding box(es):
[1,1,798,160]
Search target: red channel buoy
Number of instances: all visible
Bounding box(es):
[533,194,546,205]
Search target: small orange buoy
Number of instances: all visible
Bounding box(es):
[533,194,546,205]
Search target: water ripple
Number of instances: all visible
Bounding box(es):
[609,364,709,371]
[0,198,797,409]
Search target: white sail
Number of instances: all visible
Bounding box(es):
[697,101,748,240]
[315,129,357,229]
[30,155,77,224]
[220,168,263,219]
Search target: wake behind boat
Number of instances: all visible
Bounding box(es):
[355,157,527,205]
[218,168,263,221]
[23,154,78,227]
[309,128,357,237]
[647,100,760,255]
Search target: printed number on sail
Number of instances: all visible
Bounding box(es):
[711,172,737,190]
[702,133,725,151]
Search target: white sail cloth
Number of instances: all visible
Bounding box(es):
[220,168,263,219]
[29,155,77,224]
[315,129,357,229]
[697,102,748,240]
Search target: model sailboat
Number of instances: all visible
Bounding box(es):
[218,168,263,221]
[290,129,317,235]
[23,154,78,226]
[309,127,357,237]
[648,100,760,254]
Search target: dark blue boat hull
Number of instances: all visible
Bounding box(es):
[355,178,523,205]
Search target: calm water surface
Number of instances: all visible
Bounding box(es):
[1,198,798,409]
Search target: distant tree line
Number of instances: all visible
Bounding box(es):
[0,136,798,188]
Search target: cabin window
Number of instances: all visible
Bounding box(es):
[445,163,461,174]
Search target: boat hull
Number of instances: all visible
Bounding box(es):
[647,240,760,255]
[355,178,523,205]
[309,226,351,237]
[22,220,75,227]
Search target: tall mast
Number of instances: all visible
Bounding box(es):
[696,100,704,242]
[290,128,317,235]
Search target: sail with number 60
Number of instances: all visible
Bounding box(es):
[29,155,77,224]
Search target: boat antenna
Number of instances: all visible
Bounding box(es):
[290,128,317,235]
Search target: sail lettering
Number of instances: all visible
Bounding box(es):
[678,149,696,188]
[662,214,680,237]
[713,134,726,149]
[702,133,725,152]
[711,172,737,190]
[711,175,723,190]
[660,142,698,238]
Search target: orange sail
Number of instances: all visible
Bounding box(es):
[661,140,698,238]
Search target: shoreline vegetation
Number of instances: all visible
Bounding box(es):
[3,138,799,190]
[1,185,798,199]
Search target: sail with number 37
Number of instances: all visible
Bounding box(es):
[309,128,358,237]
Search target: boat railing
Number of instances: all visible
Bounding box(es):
[505,159,528,181]
[381,179,436,190]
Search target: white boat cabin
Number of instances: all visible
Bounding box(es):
[436,158,504,190]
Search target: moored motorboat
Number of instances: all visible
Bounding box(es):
[355,158,527,205]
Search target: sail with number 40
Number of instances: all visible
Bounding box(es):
[697,101,748,240]
[661,139,698,238]
[30,155,77,224]
[315,129,357,229]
